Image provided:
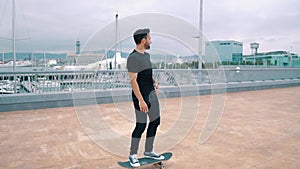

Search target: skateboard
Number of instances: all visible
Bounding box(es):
[117,152,172,169]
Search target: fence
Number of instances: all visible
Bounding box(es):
[1,67,300,95]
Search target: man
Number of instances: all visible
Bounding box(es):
[127,28,164,167]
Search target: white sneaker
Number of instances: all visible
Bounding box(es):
[144,151,165,160]
[129,154,140,167]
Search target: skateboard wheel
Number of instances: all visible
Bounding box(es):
[158,162,165,169]
[154,162,165,168]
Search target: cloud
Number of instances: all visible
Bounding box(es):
[203,0,300,54]
[0,0,299,55]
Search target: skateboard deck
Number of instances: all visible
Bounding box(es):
[118,152,172,169]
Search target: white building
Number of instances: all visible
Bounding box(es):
[90,52,127,70]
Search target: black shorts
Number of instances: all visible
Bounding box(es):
[132,90,160,123]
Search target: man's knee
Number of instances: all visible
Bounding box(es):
[135,123,147,132]
[149,117,160,127]
[132,123,147,138]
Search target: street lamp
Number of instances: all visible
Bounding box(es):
[198,0,203,69]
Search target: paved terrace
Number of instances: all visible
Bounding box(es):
[1,87,300,169]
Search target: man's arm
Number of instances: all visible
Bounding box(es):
[128,72,148,113]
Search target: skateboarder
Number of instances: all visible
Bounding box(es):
[127,28,164,167]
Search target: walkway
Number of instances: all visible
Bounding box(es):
[0,87,299,169]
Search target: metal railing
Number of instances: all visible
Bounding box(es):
[1,67,300,95]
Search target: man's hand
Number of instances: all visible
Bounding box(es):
[139,100,148,113]
[153,78,159,95]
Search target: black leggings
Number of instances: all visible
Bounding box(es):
[132,117,161,138]
[130,91,161,155]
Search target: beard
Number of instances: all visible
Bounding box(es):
[144,43,150,50]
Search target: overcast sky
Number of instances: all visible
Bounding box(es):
[0,0,299,55]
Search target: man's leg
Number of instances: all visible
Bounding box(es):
[130,109,147,155]
[145,117,160,152]
[145,91,161,152]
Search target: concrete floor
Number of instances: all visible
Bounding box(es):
[0,87,300,169]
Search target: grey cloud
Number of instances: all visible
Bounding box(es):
[0,0,299,54]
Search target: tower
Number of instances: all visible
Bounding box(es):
[250,42,259,55]
[76,39,81,54]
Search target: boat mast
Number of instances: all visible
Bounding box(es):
[12,0,17,93]
[2,51,4,63]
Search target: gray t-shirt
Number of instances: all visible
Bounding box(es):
[127,50,154,96]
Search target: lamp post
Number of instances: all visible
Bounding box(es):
[198,0,203,69]
[114,13,118,69]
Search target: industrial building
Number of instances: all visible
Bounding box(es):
[204,40,243,64]
[205,41,300,67]
[243,42,300,67]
